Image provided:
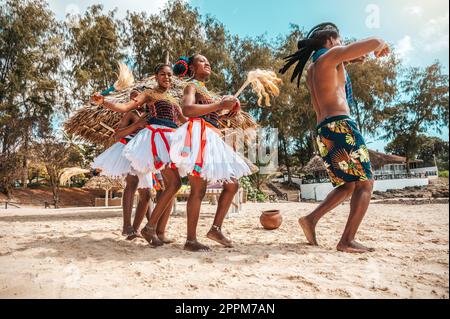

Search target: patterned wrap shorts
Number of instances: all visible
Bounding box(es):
[316,115,373,188]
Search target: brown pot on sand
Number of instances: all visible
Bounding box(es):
[260,210,282,230]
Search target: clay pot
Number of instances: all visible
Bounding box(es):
[260,210,282,230]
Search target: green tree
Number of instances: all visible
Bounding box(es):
[346,53,399,138]
[32,136,83,207]
[386,134,449,171]
[123,0,234,92]
[0,0,62,192]
[64,4,125,102]
[384,63,449,171]
[385,133,424,166]
[228,26,318,184]
[122,11,154,79]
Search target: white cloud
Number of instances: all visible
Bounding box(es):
[405,5,423,16]
[420,13,449,53]
[396,35,414,62]
[48,0,174,19]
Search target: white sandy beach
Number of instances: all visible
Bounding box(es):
[0,202,448,299]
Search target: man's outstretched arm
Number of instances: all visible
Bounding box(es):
[324,37,389,66]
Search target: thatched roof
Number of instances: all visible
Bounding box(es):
[60,167,90,185]
[83,176,124,191]
[65,76,258,146]
[303,150,411,173]
[303,155,327,173]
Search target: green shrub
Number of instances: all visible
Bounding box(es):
[240,176,267,202]
[439,171,449,178]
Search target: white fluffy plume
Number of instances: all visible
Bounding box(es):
[234,69,282,106]
[114,62,135,91]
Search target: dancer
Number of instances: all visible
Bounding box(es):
[92,91,152,240]
[92,64,187,247]
[280,23,390,253]
[171,54,252,252]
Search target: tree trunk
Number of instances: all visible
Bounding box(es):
[21,125,30,188]
[22,119,31,188]
[52,183,60,209]
[280,135,292,184]
[165,51,170,65]
[311,131,318,154]
[47,166,60,208]
[405,158,411,174]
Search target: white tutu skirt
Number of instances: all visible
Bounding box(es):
[124,125,175,174]
[92,141,131,177]
[170,120,252,184]
[91,140,153,189]
[132,170,154,190]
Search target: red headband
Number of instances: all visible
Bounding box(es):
[176,60,189,77]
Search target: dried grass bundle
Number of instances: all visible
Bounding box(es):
[114,62,135,91]
[234,69,282,106]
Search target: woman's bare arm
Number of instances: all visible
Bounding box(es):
[113,112,145,141]
[92,91,150,113]
[181,85,236,117]
[172,102,188,124]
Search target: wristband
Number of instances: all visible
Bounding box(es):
[217,99,225,111]
[374,40,386,52]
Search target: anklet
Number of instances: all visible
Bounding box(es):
[144,225,156,232]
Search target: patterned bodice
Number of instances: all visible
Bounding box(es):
[190,80,220,127]
[144,89,180,125]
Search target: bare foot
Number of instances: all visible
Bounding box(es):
[157,233,175,244]
[123,226,141,241]
[337,241,375,254]
[126,231,141,241]
[141,226,164,247]
[184,240,211,252]
[299,217,318,246]
[122,225,134,237]
[207,226,233,248]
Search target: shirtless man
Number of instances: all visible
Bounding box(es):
[280,23,390,253]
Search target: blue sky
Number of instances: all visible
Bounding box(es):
[49,0,449,71]
[48,0,449,150]
[190,0,449,71]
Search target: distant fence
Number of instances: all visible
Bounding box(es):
[1,201,21,209]
[302,172,432,185]
[300,178,430,201]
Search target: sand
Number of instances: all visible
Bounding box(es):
[0,202,448,299]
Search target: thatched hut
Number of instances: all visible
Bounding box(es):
[83,176,125,207]
[302,155,328,181]
[60,167,91,186]
[303,150,412,181]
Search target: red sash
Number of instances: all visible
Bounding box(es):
[146,125,176,170]
[181,118,220,177]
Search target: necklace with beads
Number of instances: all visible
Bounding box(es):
[190,79,220,101]
[147,87,179,106]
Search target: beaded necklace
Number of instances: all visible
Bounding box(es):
[145,88,180,107]
[190,79,220,102]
